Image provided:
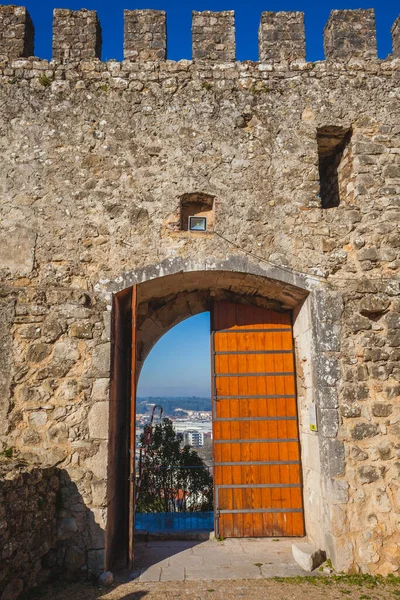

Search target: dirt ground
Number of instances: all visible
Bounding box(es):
[37,576,400,600]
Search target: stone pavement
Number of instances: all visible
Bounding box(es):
[127,537,318,582]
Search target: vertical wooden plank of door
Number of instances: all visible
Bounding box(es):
[128,284,137,570]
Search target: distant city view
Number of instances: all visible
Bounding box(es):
[136,396,213,467]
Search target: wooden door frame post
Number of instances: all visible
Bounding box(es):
[128,284,137,570]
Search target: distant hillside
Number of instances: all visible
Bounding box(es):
[137,396,211,416]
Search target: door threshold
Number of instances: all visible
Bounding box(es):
[135,530,214,542]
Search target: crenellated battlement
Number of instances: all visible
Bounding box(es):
[192,11,236,62]
[0,5,33,59]
[259,12,305,63]
[324,9,377,61]
[0,5,398,64]
[52,8,102,62]
[124,9,166,61]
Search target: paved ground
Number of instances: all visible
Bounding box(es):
[37,538,400,600]
[127,537,314,582]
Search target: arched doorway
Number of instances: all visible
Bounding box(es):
[103,262,339,571]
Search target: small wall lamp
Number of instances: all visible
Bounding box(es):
[188,216,207,232]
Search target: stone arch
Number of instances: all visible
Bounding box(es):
[96,255,321,302]
[103,256,346,571]
[135,269,309,375]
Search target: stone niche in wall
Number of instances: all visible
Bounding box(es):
[180,192,215,232]
[317,126,353,209]
[163,192,216,234]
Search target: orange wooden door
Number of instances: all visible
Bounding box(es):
[212,301,304,538]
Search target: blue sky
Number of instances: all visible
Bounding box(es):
[137,313,211,398]
[21,1,398,62]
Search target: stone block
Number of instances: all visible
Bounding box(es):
[302,433,321,472]
[0,6,34,58]
[374,488,391,513]
[393,17,400,58]
[64,545,85,571]
[99,571,113,587]
[349,313,372,333]
[292,542,326,572]
[102,311,111,341]
[310,290,343,352]
[192,11,235,61]
[320,438,345,477]
[53,9,102,62]
[56,517,78,541]
[372,442,391,461]
[388,330,400,347]
[359,294,390,316]
[84,442,108,479]
[47,422,68,444]
[351,422,379,441]
[42,318,64,343]
[91,379,110,402]
[91,480,107,506]
[26,342,51,363]
[317,407,339,438]
[124,10,166,61]
[372,403,392,418]
[69,321,93,339]
[324,9,377,61]
[314,355,340,388]
[92,343,111,377]
[340,403,361,418]
[324,532,354,573]
[358,465,380,484]
[357,247,379,262]
[0,226,36,276]
[325,478,349,504]
[88,402,109,440]
[87,549,105,576]
[89,508,106,549]
[315,387,339,409]
[258,12,305,63]
[52,339,80,363]
[29,411,48,427]
[386,312,400,329]
[313,321,341,353]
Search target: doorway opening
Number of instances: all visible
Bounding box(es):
[135,312,214,538]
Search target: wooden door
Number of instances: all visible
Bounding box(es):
[106,286,135,571]
[212,301,304,538]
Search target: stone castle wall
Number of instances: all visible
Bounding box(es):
[0,3,399,582]
[0,461,60,600]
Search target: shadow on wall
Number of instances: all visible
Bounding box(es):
[49,469,105,579]
[0,464,105,600]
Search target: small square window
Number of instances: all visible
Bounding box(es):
[180,193,215,232]
[188,216,207,232]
